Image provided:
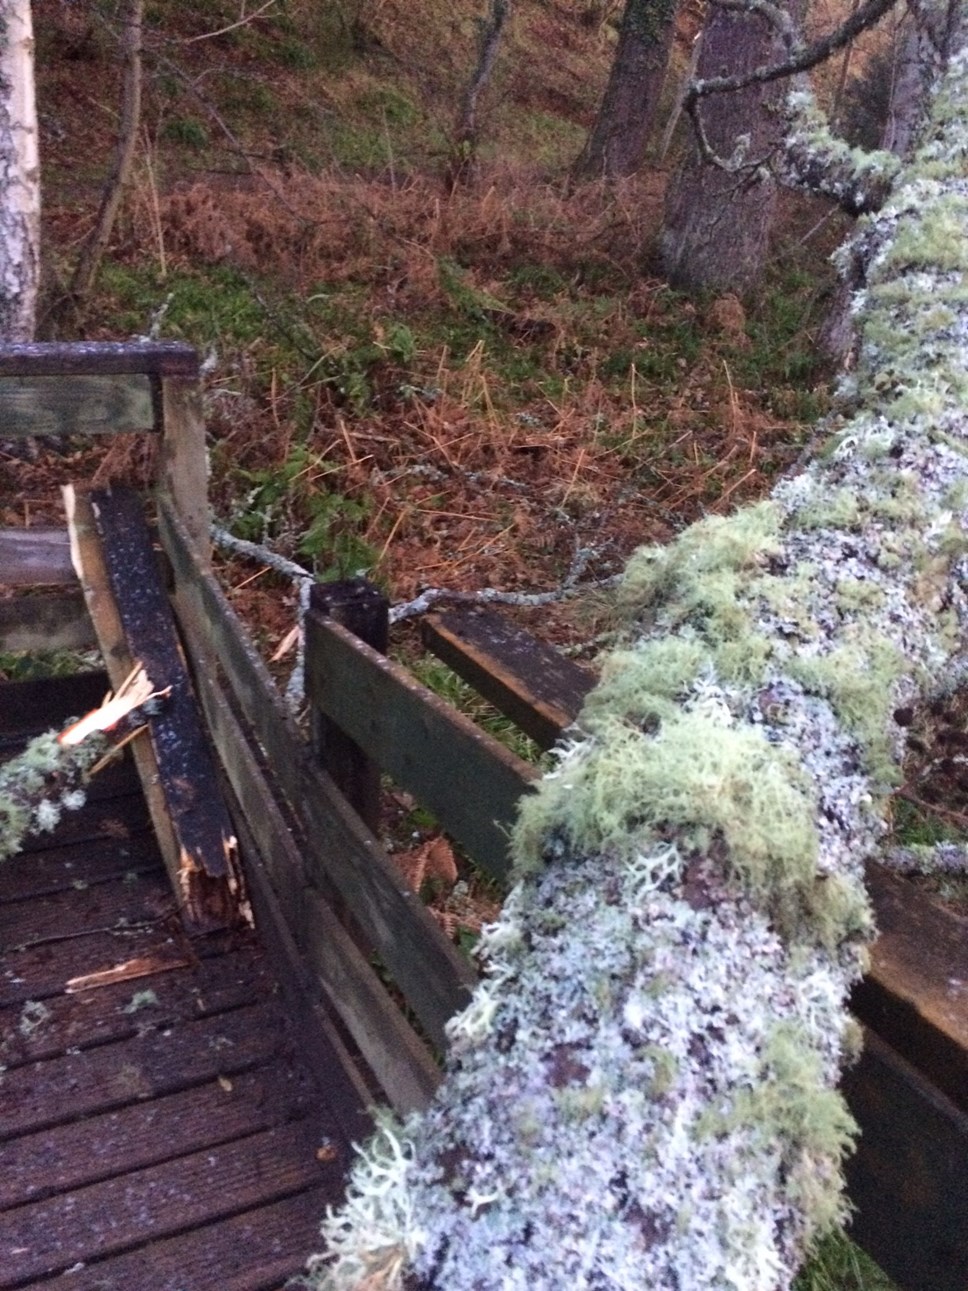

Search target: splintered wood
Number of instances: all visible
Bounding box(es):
[63,482,247,932]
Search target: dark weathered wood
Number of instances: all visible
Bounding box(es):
[0,828,156,904]
[0,1000,287,1142]
[159,498,475,1052]
[852,865,968,1115]
[0,671,110,737]
[306,611,537,883]
[71,485,243,930]
[0,526,75,585]
[844,1030,968,1291]
[0,867,174,951]
[0,947,267,1070]
[33,1187,332,1291]
[0,1120,340,1288]
[310,579,389,834]
[0,372,157,436]
[0,340,198,378]
[0,590,98,651]
[0,1059,314,1208]
[422,606,596,750]
[184,644,440,1113]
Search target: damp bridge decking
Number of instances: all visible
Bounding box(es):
[1,342,967,1291]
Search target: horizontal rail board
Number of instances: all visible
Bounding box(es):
[183,642,440,1113]
[422,607,596,750]
[844,1030,968,1291]
[158,499,474,1052]
[852,865,968,1115]
[0,340,198,378]
[0,591,97,652]
[0,526,75,585]
[306,612,538,884]
[0,373,157,437]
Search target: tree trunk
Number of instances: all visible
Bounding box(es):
[657,4,788,293]
[447,0,510,190]
[0,0,40,341]
[311,10,968,1289]
[69,0,144,307]
[572,0,678,181]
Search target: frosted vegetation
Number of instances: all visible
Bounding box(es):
[308,14,968,1291]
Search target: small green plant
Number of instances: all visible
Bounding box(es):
[230,442,376,580]
[161,116,210,150]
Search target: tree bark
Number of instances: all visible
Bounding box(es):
[0,0,40,341]
[310,9,968,1289]
[69,0,144,306]
[447,0,510,190]
[572,0,679,181]
[657,3,790,293]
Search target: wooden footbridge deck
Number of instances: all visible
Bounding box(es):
[1,342,967,1290]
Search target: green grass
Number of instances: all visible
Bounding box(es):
[795,1231,898,1291]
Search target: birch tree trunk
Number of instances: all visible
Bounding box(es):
[572,0,679,181]
[0,0,39,340]
[310,8,968,1288]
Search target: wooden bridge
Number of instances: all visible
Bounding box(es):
[1,342,966,1290]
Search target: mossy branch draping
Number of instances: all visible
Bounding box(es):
[306,14,968,1286]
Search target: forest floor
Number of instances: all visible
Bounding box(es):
[2,3,961,1285]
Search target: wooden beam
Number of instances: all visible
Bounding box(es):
[158,375,209,566]
[844,1030,968,1291]
[0,340,198,378]
[65,485,244,932]
[422,606,596,750]
[0,526,75,586]
[184,640,441,1114]
[306,613,537,885]
[310,579,389,835]
[852,865,968,1115]
[158,498,475,1052]
[0,592,97,653]
[0,374,156,437]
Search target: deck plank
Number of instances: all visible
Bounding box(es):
[0,672,366,1291]
[0,1121,341,1287]
[29,1188,331,1291]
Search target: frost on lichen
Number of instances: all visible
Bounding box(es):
[0,729,106,863]
[309,32,968,1291]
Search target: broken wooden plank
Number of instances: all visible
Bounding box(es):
[0,526,75,585]
[305,611,538,884]
[65,484,244,931]
[0,373,156,437]
[844,1030,968,1291]
[0,340,198,379]
[159,497,475,1052]
[422,606,596,750]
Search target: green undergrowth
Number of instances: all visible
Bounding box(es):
[795,1230,899,1291]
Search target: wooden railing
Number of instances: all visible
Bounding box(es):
[0,340,207,654]
[2,342,966,1289]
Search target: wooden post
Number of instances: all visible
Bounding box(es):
[307,578,389,836]
[158,374,210,568]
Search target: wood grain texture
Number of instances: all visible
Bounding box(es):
[0,373,156,436]
[0,340,198,378]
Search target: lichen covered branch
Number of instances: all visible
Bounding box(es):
[308,27,968,1291]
